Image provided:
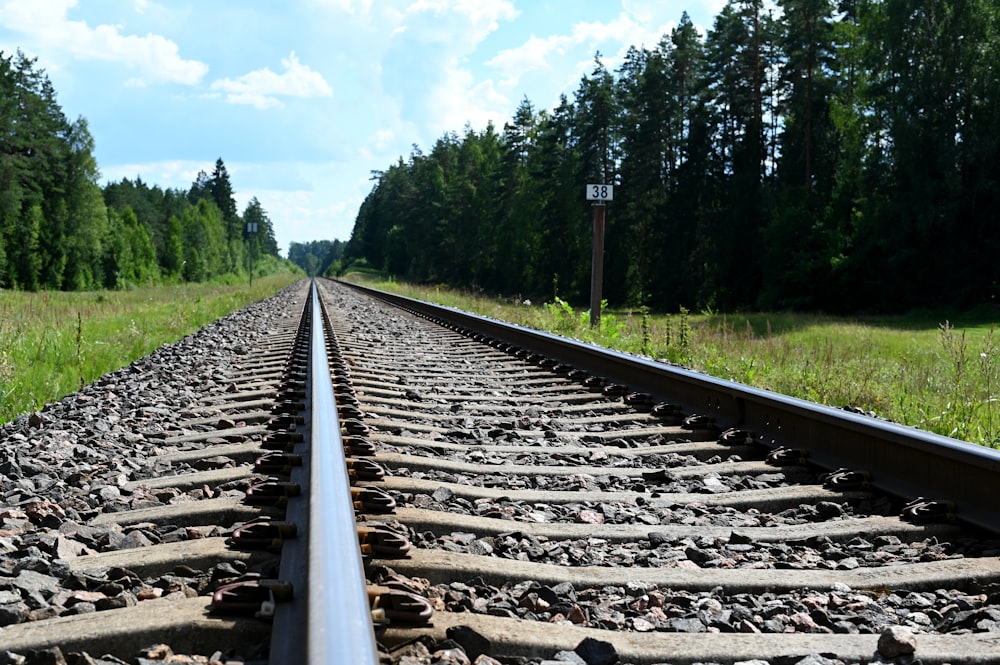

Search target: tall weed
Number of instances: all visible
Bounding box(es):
[928,322,999,446]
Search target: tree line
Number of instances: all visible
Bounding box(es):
[0,50,282,292]
[342,0,1000,313]
[288,239,344,276]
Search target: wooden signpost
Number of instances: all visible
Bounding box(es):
[585,184,613,327]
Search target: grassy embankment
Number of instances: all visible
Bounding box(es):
[349,275,1000,449]
[0,273,303,424]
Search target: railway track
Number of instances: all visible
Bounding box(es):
[0,282,314,662]
[1,278,999,664]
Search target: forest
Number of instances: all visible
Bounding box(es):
[288,239,345,277]
[0,50,281,292]
[342,0,1000,313]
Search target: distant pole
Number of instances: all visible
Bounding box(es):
[585,184,613,327]
[247,222,258,287]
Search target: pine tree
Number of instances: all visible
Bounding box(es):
[702,0,777,308]
[188,170,211,205]
[208,158,241,271]
[162,215,184,279]
[498,97,542,293]
[12,204,42,290]
[209,158,240,236]
[64,118,107,290]
[243,196,278,258]
[531,96,587,300]
[759,0,839,308]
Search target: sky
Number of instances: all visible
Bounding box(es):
[0,0,725,256]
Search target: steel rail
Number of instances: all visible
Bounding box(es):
[306,281,379,664]
[335,279,1000,535]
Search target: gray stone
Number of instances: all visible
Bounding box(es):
[61,601,96,615]
[836,557,860,570]
[669,617,706,633]
[0,601,29,626]
[11,557,51,576]
[432,647,471,665]
[12,570,59,599]
[792,655,842,665]
[118,530,155,549]
[94,593,136,611]
[446,624,491,662]
[432,486,455,502]
[815,501,844,517]
[832,620,859,634]
[573,637,618,665]
[685,546,714,564]
[877,625,917,658]
[647,531,672,547]
[467,538,494,556]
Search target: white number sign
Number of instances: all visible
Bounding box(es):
[586,184,614,201]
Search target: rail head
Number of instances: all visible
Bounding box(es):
[307,281,380,664]
[334,279,1000,535]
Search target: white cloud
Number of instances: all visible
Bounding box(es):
[210,52,333,110]
[359,0,519,142]
[485,7,676,95]
[623,0,734,34]
[100,159,216,190]
[251,160,394,248]
[309,0,372,15]
[370,129,395,151]
[428,64,509,135]
[236,187,358,253]
[405,0,518,32]
[376,0,517,50]
[0,0,207,85]
[695,0,730,23]
[487,34,573,86]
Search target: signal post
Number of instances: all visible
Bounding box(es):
[586,184,613,327]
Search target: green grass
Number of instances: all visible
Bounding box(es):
[0,273,302,424]
[345,274,1000,448]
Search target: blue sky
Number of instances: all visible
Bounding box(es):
[0,0,724,255]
